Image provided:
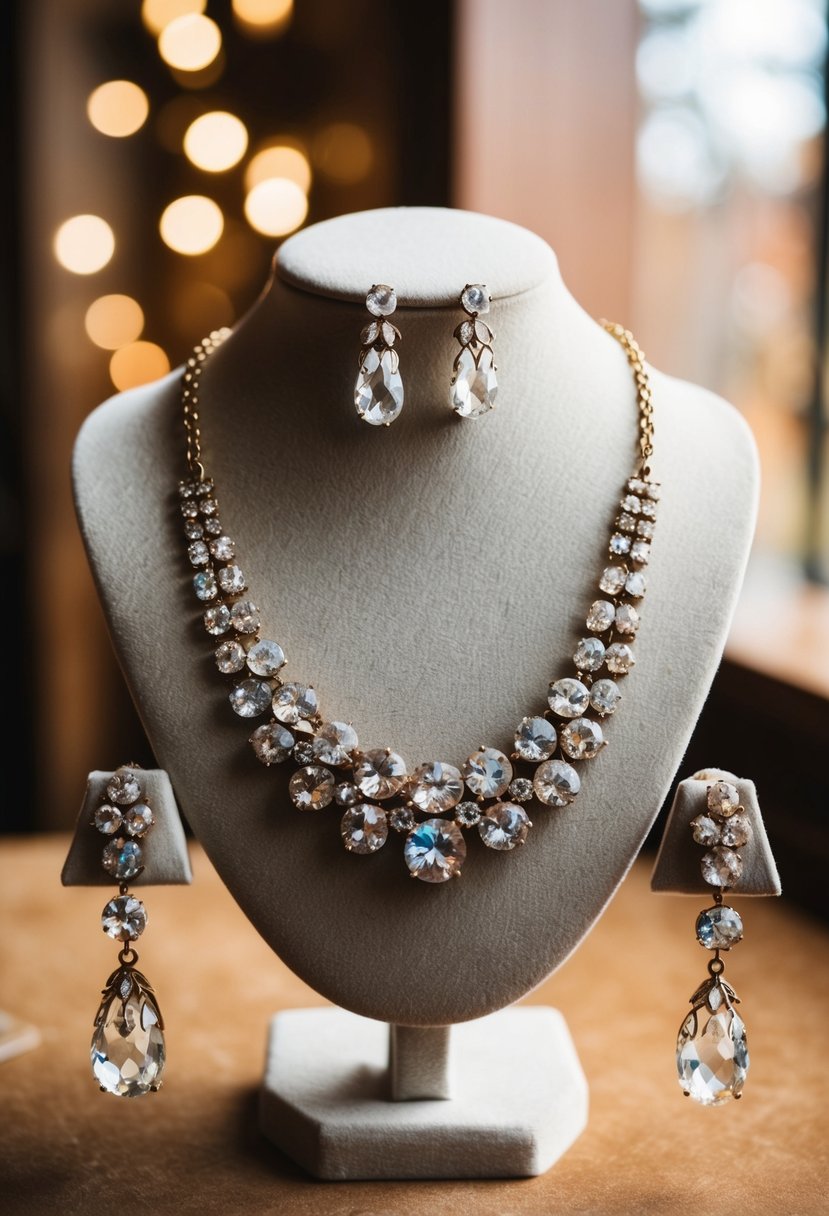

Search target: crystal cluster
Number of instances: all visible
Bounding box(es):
[690,779,752,888]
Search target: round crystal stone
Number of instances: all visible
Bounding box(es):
[293,739,315,764]
[404,818,466,883]
[312,721,359,766]
[478,802,530,850]
[353,749,408,799]
[217,564,246,595]
[246,639,286,677]
[249,721,294,765]
[94,804,122,835]
[461,283,490,315]
[273,682,318,724]
[451,346,497,418]
[204,604,231,635]
[586,600,615,632]
[229,679,272,718]
[590,678,621,715]
[462,747,513,799]
[209,535,234,561]
[408,761,464,813]
[215,640,247,674]
[574,636,606,672]
[548,677,590,718]
[390,806,415,833]
[193,571,218,601]
[707,780,740,818]
[101,894,147,942]
[102,838,143,880]
[514,715,557,761]
[640,499,658,519]
[107,769,141,806]
[123,803,154,837]
[625,571,646,598]
[605,642,635,674]
[199,496,218,515]
[184,519,204,540]
[700,845,743,888]
[620,494,641,515]
[455,800,482,826]
[204,516,223,536]
[614,604,640,635]
[335,782,359,807]
[637,520,655,539]
[618,513,637,533]
[187,540,209,566]
[560,717,605,760]
[340,804,388,854]
[691,814,721,847]
[720,812,752,849]
[289,765,335,811]
[366,284,397,317]
[695,905,744,950]
[533,759,581,807]
[181,499,199,518]
[609,534,631,555]
[630,540,651,565]
[230,600,260,634]
[599,565,627,595]
[355,347,404,426]
[509,777,533,802]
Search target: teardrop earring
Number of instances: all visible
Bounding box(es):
[450,283,498,418]
[354,285,404,426]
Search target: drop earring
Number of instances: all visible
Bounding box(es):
[450,283,497,418]
[354,284,404,426]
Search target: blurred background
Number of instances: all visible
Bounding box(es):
[2,0,826,913]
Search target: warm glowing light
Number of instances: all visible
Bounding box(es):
[158,13,222,71]
[87,81,149,138]
[232,0,292,32]
[313,122,373,184]
[110,342,171,391]
[85,295,145,350]
[141,0,205,36]
[244,143,311,193]
[184,111,248,172]
[244,178,308,236]
[160,196,224,254]
[53,215,115,275]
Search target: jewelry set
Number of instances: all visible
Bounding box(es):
[78,290,760,1110]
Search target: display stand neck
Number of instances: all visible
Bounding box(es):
[388,1024,452,1100]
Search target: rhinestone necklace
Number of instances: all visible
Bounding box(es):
[177,322,658,883]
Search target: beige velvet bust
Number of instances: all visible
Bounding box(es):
[72,207,759,1027]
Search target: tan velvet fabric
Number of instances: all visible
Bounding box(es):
[1,835,826,1213]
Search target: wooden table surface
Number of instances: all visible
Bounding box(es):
[1,835,827,1215]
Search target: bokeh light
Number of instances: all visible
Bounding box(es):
[244,178,308,236]
[53,215,115,275]
[85,295,145,350]
[141,0,206,36]
[184,111,248,171]
[160,196,224,254]
[232,0,293,34]
[312,122,373,184]
[244,143,311,193]
[110,341,171,391]
[158,14,222,71]
[87,81,149,138]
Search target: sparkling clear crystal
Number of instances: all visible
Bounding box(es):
[94,804,123,835]
[91,978,165,1097]
[707,780,740,818]
[102,838,143,880]
[181,500,199,518]
[187,541,209,566]
[590,678,621,715]
[107,770,141,806]
[355,347,404,426]
[273,682,318,724]
[451,346,497,418]
[179,479,195,498]
[204,604,231,635]
[677,1003,748,1105]
[627,478,647,495]
[457,319,475,344]
[533,759,581,807]
[194,479,213,496]
[700,846,743,887]
[215,640,247,673]
[288,765,335,810]
[574,636,606,672]
[599,565,627,595]
[461,284,490,314]
[230,600,260,634]
[408,761,464,813]
[462,747,513,799]
[340,804,388,853]
[630,540,651,565]
[696,905,743,950]
[614,604,640,635]
[246,639,286,677]
[249,721,294,764]
[353,749,408,799]
[625,571,646,597]
[123,803,154,837]
[292,740,315,764]
[312,721,359,766]
[199,497,218,516]
[184,519,204,540]
[381,321,397,345]
[193,571,217,601]
[102,895,147,942]
[640,499,658,519]
[366,284,397,317]
[455,800,481,826]
[404,818,466,883]
[560,717,605,760]
[390,806,415,833]
[609,534,631,555]
[720,812,752,848]
[621,494,641,514]
[644,482,661,501]
[209,535,234,561]
[229,679,272,718]
[361,320,380,344]
[548,677,590,718]
[204,516,223,536]
[514,715,557,761]
[335,782,359,807]
[508,777,533,802]
[605,642,635,674]
[217,564,246,595]
[618,513,637,533]
[478,802,530,850]
[690,814,720,846]
[637,520,655,539]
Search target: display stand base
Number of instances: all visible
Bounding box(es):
[259,1005,588,1180]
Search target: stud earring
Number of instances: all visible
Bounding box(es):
[450,283,497,418]
[354,284,404,426]
[89,765,166,1097]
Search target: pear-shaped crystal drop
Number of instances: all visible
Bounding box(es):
[355,347,404,426]
[451,347,497,418]
[91,966,165,1097]
[676,996,748,1105]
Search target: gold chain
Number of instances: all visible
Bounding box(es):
[181,327,232,479]
[601,320,654,476]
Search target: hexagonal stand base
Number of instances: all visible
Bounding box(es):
[259,1005,588,1180]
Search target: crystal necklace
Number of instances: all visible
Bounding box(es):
[178,321,658,883]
